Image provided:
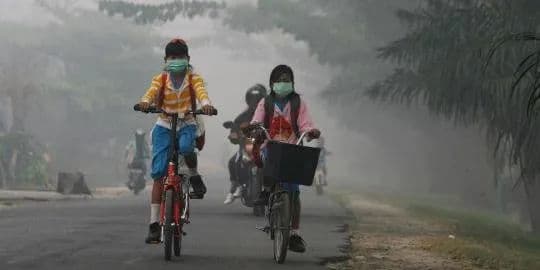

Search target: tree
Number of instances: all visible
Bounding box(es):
[225,0,540,231]
[98,0,225,24]
[0,44,52,189]
[488,33,540,116]
[366,0,540,232]
[0,44,49,132]
[0,6,163,187]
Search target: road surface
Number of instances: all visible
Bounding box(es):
[0,182,347,270]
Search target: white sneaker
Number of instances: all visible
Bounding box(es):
[233,186,243,198]
[224,193,235,205]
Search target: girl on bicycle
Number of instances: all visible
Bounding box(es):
[251,64,321,253]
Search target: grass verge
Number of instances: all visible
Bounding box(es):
[331,189,540,270]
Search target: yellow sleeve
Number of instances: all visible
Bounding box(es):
[141,74,163,104]
[191,73,211,106]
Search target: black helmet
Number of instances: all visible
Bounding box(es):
[245,84,267,108]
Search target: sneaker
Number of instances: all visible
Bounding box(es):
[145,222,161,244]
[233,186,243,198]
[224,193,235,205]
[189,175,206,199]
[254,190,270,206]
[288,234,306,253]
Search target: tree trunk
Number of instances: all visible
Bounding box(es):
[8,149,18,187]
[523,179,540,233]
[0,161,6,189]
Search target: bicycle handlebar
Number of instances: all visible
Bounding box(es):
[133,104,218,116]
[244,123,309,146]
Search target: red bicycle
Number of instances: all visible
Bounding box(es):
[134,104,217,260]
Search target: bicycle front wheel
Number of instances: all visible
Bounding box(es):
[273,192,290,264]
[164,189,174,261]
[174,225,182,257]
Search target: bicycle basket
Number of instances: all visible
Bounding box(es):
[263,141,321,186]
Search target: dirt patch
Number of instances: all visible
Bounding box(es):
[337,196,482,270]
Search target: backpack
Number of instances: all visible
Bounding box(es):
[263,93,301,138]
[156,72,205,151]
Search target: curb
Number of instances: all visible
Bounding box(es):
[0,190,91,202]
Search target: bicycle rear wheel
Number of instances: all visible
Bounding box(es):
[164,189,174,261]
[273,193,290,264]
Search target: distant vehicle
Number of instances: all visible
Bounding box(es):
[223,120,265,216]
[125,129,149,195]
[305,137,329,195]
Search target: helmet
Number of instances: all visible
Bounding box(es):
[245,84,267,108]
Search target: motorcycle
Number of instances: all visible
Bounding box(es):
[126,160,147,195]
[223,121,265,216]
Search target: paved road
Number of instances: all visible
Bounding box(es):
[0,183,347,270]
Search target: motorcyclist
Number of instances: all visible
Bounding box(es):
[125,128,150,173]
[124,129,150,193]
[224,84,267,204]
[307,136,328,180]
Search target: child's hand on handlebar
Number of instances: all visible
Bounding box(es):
[307,129,321,141]
[138,101,151,111]
[202,104,216,115]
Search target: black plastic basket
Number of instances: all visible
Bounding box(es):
[263,140,321,186]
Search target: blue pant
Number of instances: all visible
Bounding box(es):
[151,124,197,179]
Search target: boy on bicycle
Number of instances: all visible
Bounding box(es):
[251,64,321,253]
[137,38,216,244]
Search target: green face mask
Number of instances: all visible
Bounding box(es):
[165,59,189,74]
[272,82,294,97]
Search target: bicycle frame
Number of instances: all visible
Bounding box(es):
[268,186,290,221]
[159,115,190,238]
[159,163,187,225]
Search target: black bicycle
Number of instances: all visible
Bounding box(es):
[245,123,320,264]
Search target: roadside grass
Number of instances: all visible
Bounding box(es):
[0,201,15,208]
[330,188,540,270]
[408,203,540,269]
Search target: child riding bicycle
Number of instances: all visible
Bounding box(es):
[138,38,216,244]
[251,64,321,253]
